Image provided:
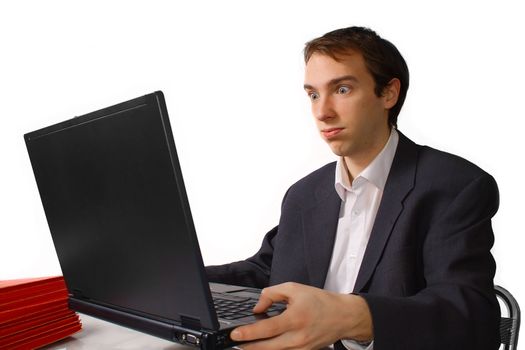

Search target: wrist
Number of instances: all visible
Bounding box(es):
[338,293,374,342]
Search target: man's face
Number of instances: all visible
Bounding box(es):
[304,52,392,160]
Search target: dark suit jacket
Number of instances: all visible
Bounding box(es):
[206,132,500,350]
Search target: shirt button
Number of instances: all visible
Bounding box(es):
[353,210,360,215]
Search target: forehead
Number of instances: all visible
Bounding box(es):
[304,51,371,87]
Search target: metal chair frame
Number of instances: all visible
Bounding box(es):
[495,285,520,350]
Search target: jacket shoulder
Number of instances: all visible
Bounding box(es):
[418,144,493,182]
[283,162,337,210]
[397,131,493,183]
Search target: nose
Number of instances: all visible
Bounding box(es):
[313,96,336,122]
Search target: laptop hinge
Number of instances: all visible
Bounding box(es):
[180,315,202,329]
[72,288,88,300]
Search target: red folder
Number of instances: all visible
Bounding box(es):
[0,313,80,348]
[0,276,82,349]
[0,277,66,303]
[1,289,69,312]
[0,299,70,326]
[0,308,72,337]
[11,322,82,349]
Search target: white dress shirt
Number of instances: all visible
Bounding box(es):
[323,129,399,350]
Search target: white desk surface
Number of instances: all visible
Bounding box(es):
[40,313,194,350]
[37,313,332,350]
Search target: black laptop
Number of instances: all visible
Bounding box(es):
[24,91,284,349]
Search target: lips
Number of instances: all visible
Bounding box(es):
[321,128,344,139]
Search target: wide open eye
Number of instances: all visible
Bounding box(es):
[337,86,351,94]
[308,91,320,101]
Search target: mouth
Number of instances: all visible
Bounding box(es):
[321,127,344,139]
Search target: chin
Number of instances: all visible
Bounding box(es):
[328,146,346,157]
[326,141,349,157]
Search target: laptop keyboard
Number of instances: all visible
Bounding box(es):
[212,293,285,320]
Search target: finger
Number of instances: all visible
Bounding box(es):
[235,330,305,350]
[230,313,290,342]
[253,283,295,313]
[236,336,287,350]
[237,338,277,350]
[253,297,273,313]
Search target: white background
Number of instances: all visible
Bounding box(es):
[1,1,523,307]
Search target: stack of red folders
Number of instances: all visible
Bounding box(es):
[0,276,82,349]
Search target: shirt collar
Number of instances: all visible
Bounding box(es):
[334,128,399,200]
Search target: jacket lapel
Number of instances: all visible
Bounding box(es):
[302,164,342,289]
[353,132,418,292]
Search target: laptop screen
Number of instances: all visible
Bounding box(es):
[25,92,219,330]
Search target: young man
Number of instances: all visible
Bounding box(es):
[206,27,500,350]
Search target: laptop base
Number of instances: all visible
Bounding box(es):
[70,297,236,349]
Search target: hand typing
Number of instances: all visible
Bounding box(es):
[230,282,373,350]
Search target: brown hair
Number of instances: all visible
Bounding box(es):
[304,27,409,127]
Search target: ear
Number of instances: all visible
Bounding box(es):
[382,78,401,110]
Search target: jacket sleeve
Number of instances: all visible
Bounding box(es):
[205,225,277,289]
[360,173,501,350]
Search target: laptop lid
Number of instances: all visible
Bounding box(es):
[24,91,220,331]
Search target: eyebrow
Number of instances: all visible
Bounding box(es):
[303,75,359,91]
